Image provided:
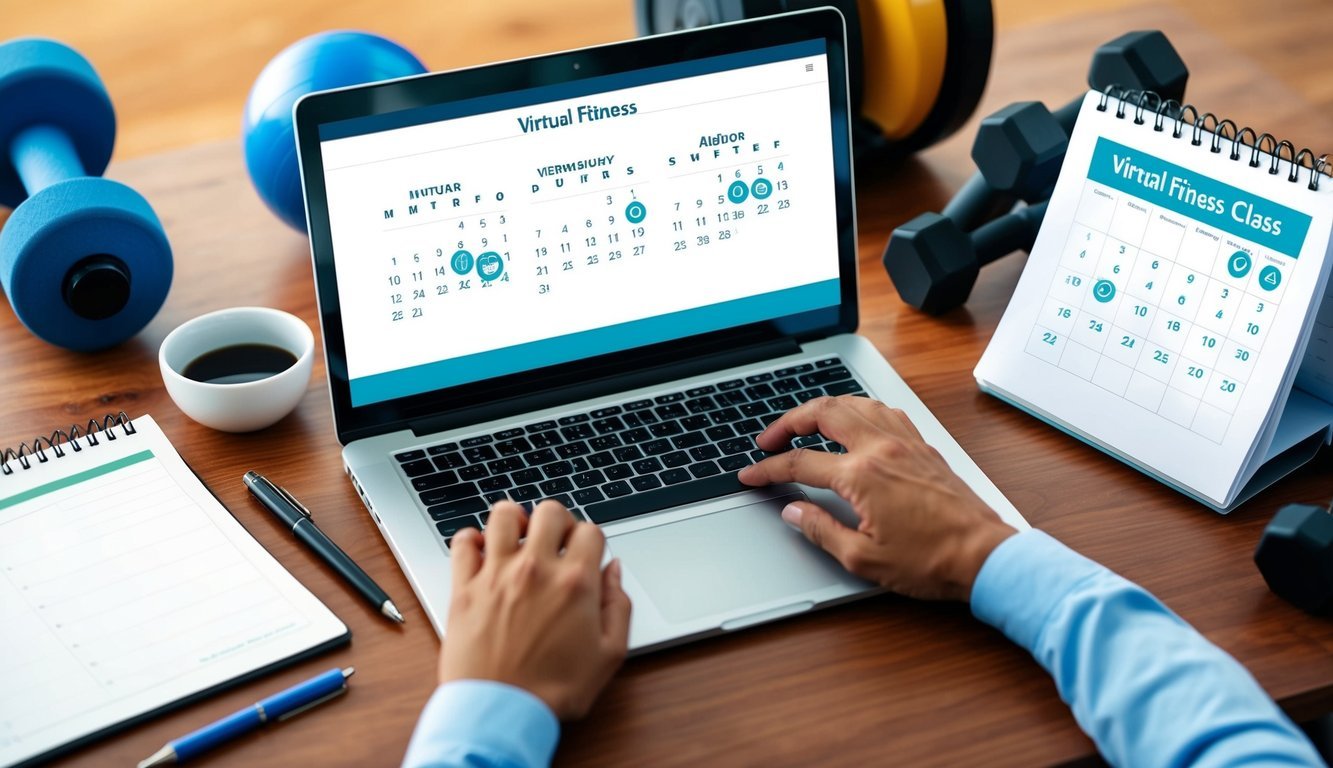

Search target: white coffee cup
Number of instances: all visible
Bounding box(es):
[159,307,314,432]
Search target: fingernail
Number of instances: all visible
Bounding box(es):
[781,503,803,526]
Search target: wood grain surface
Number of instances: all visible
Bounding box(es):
[3,2,1332,767]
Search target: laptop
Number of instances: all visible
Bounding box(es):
[294,9,1027,652]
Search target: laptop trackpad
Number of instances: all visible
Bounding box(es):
[608,492,848,624]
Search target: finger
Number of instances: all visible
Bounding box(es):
[739,446,844,490]
[564,521,606,568]
[449,527,483,584]
[482,501,527,560]
[781,500,869,574]
[600,559,632,653]
[527,500,576,554]
[754,396,879,452]
[860,400,924,442]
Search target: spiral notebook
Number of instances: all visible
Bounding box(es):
[976,90,1333,512]
[0,413,349,767]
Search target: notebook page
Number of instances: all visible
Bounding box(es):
[0,415,346,765]
[975,92,1333,508]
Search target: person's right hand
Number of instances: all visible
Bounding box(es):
[438,500,631,720]
[738,396,1016,602]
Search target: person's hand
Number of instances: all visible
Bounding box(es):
[738,396,1016,602]
[438,500,631,719]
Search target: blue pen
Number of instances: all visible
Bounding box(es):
[137,667,354,766]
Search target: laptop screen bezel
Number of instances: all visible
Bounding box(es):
[295,9,857,445]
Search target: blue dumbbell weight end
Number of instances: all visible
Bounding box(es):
[0,38,172,351]
[243,31,427,232]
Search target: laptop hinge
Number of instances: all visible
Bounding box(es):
[407,337,801,437]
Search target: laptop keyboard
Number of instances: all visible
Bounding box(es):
[391,356,867,548]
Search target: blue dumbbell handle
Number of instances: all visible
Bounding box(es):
[11,124,83,197]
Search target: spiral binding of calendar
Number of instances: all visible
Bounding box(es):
[0,412,136,475]
[1096,86,1331,191]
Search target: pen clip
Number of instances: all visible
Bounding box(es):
[275,686,347,722]
[270,480,312,519]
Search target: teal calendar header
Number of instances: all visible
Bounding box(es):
[1087,137,1311,257]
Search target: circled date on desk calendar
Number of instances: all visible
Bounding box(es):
[319,47,839,390]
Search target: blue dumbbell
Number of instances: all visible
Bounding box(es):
[0,38,172,351]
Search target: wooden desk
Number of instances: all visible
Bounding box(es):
[5,5,1331,767]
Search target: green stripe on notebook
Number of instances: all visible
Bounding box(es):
[0,449,155,510]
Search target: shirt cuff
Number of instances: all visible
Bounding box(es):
[969,528,1104,653]
[403,680,560,768]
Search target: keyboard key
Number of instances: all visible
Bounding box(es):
[526,420,557,432]
[775,363,814,376]
[689,444,721,462]
[427,443,459,455]
[487,457,523,474]
[395,449,426,463]
[589,451,616,468]
[655,403,688,420]
[740,402,769,418]
[622,428,651,444]
[459,465,489,481]
[586,472,746,524]
[558,414,590,425]
[806,444,829,452]
[631,474,663,492]
[710,407,743,425]
[767,395,798,412]
[479,475,512,493]
[681,415,709,431]
[671,432,707,450]
[605,464,633,480]
[573,470,607,488]
[400,459,435,477]
[433,452,465,470]
[494,428,524,440]
[592,417,625,434]
[744,383,776,400]
[688,460,722,478]
[794,388,823,403]
[623,399,653,411]
[570,457,590,473]
[602,480,633,498]
[461,435,493,447]
[540,477,574,495]
[687,385,718,397]
[826,442,846,454]
[719,438,754,455]
[613,446,643,462]
[484,491,510,504]
[733,418,763,435]
[799,367,852,387]
[412,470,461,492]
[591,406,623,418]
[746,373,774,384]
[773,377,803,394]
[574,487,606,506]
[529,430,563,449]
[655,392,684,404]
[420,482,481,506]
[760,412,783,426]
[522,449,558,468]
[636,409,659,425]
[640,439,672,456]
[557,442,591,459]
[542,460,574,478]
[824,380,863,396]
[719,454,751,471]
[649,421,684,437]
[660,468,692,485]
[561,424,595,441]
[661,450,691,467]
[685,397,716,414]
[815,357,841,368]
[705,425,735,441]
[589,435,622,452]
[715,390,748,406]
[717,379,745,390]
[427,496,487,520]
[549,493,576,509]
[495,437,532,456]
[632,458,663,474]
[793,435,822,448]
[437,515,482,538]
[463,445,497,463]
[511,484,540,501]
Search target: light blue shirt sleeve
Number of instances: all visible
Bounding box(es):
[971,529,1321,767]
[402,680,559,768]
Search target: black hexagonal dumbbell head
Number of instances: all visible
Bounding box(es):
[971,102,1068,203]
[883,212,979,315]
[1089,30,1188,104]
[1254,503,1333,614]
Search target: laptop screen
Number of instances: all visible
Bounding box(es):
[317,39,842,408]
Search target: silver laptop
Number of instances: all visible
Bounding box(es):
[294,9,1025,651]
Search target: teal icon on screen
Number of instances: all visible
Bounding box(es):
[1227,251,1252,278]
[751,178,773,199]
[477,252,504,281]
[727,180,749,204]
[1092,279,1116,303]
[451,250,474,275]
[1259,265,1282,291]
[625,201,646,223]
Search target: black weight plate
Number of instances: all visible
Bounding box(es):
[900,0,993,153]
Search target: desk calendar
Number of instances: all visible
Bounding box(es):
[976,92,1333,511]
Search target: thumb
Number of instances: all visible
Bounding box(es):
[600,559,632,657]
[782,501,867,573]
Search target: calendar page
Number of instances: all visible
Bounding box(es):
[318,41,841,407]
[976,93,1333,509]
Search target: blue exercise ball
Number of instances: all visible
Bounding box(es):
[243,31,426,232]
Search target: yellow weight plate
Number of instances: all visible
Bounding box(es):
[856,0,949,140]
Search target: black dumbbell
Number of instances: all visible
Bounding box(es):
[884,200,1048,315]
[1255,502,1333,614]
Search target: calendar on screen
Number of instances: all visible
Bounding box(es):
[976,92,1333,512]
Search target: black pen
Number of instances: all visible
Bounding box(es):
[244,471,405,623]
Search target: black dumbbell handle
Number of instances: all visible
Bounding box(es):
[942,173,1016,233]
[972,200,1050,267]
[11,125,83,197]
